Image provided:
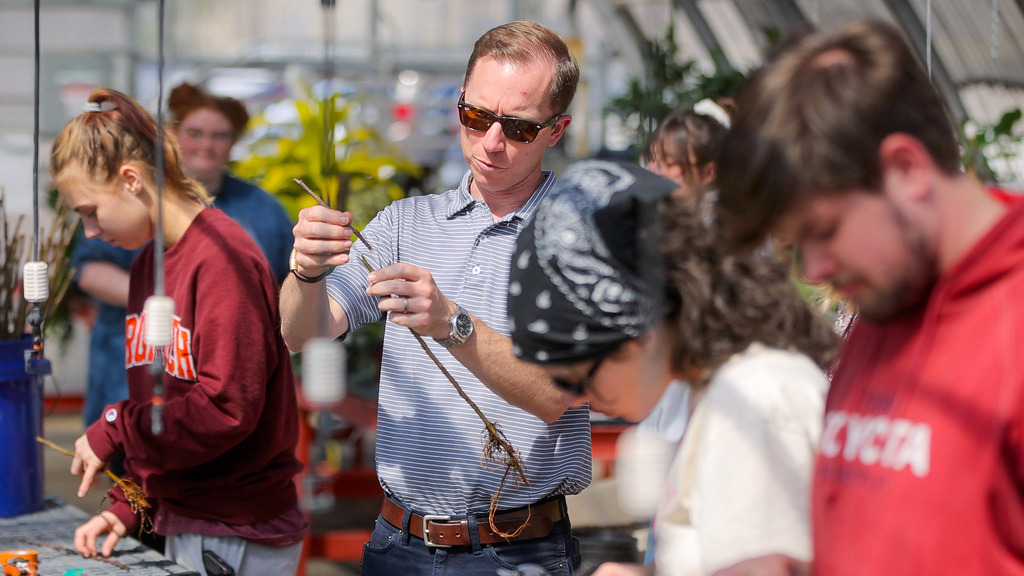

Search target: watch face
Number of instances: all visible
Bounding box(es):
[455,311,473,336]
[436,307,473,348]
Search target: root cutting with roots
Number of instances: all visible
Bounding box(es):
[410,329,533,538]
[37,436,154,537]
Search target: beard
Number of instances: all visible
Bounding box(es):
[853,269,935,322]
[849,210,937,323]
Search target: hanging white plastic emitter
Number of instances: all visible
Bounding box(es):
[302,337,347,406]
[144,295,175,347]
[22,261,48,303]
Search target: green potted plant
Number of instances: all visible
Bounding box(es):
[234,91,422,225]
[1,189,75,342]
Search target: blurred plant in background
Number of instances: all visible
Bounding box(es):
[603,22,747,156]
[1,188,76,343]
[234,88,422,226]
[962,107,1023,185]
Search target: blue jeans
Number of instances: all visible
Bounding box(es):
[360,511,580,576]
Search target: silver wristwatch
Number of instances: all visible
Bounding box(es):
[435,305,474,348]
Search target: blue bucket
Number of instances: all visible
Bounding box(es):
[0,335,44,518]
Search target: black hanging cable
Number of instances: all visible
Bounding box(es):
[24,0,50,375]
[301,0,346,409]
[153,0,166,296]
[145,0,174,436]
[317,0,336,343]
[321,0,336,208]
[31,0,40,262]
[301,0,348,513]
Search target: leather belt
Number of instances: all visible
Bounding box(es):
[380,496,566,548]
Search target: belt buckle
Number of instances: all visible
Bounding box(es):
[422,514,453,548]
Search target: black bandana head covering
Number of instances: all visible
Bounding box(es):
[508,159,678,365]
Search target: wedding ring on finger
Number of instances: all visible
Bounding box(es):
[403,297,409,313]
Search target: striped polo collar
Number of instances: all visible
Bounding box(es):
[448,170,558,224]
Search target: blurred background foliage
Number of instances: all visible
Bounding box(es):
[603,23,747,157]
[234,89,422,228]
[1,188,76,344]
[962,108,1023,184]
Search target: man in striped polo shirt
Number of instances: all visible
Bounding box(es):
[282,20,591,576]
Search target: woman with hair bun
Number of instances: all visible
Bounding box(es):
[54,88,306,576]
[69,82,293,447]
[642,101,730,199]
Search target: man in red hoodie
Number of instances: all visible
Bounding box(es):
[711,19,1024,576]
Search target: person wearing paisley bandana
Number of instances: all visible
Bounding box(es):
[508,160,837,576]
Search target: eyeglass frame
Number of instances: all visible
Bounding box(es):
[457,93,561,144]
[551,355,605,396]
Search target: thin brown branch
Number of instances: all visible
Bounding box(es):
[0,188,76,340]
[293,179,376,252]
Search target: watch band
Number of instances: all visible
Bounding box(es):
[290,267,330,283]
[289,247,330,283]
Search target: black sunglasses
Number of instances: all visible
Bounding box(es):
[457,94,560,144]
[551,356,605,396]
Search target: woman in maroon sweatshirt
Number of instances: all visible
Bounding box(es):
[51,88,306,575]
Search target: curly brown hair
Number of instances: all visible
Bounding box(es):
[659,194,838,388]
[167,82,250,138]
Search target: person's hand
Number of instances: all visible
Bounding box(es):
[366,263,456,339]
[291,205,357,277]
[590,562,652,576]
[711,554,811,576]
[70,433,106,498]
[74,510,126,558]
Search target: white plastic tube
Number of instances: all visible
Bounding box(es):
[144,295,175,347]
[302,337,347,406]
[22,261,48,303]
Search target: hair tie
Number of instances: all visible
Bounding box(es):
[694,98,730,128]
[83,101,118,113]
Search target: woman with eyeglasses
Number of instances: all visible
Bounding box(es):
[507,160,838,576]
[167,82,293,283]
[631,99,735,472]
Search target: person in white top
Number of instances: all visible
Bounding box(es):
[507,160,838,576]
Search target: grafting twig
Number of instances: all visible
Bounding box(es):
[294,178,376,252]
[36,437,153,537]
[295,180,532,538]
[408,330,532,539]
